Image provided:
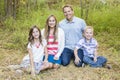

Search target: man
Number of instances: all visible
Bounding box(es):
[59,4,86,67]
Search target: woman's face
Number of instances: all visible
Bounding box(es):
[48,16,56,28]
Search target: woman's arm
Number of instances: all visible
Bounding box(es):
[28,48,35,76]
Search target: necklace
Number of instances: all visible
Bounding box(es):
[35,43,40,48]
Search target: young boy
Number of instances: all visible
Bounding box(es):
[74,26,107,67]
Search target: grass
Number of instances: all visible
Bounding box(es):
[0,0,120,80]
[0,47,120,80]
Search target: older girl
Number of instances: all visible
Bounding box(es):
[42,15,65,69]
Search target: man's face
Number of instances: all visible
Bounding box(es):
[63,7,74,21]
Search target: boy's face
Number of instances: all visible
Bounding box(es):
[84,29,93,40]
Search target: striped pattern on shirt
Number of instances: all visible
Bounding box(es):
[47,35,58,55]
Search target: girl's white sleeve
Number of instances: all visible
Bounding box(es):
[55,28,65,58]
[27,42,32,49]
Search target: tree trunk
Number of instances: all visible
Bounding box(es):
[33,0,37,9]
[26,0,31,14]
[4,0,13,18]
[13,0,17,19]
[4,0,8,17]
[80,0,83,18]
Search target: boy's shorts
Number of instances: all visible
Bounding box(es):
[48,54,61,65]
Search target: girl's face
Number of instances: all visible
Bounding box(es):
[84,29,93,40]
[48,16,56,28]
[32,28,40,39]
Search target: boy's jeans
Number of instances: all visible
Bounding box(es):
[83,56,107,67]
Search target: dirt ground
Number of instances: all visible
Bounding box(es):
[0,47,120,80]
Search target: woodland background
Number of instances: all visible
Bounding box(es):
[0,0,120,80]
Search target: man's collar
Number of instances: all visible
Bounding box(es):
[65,16,75,23]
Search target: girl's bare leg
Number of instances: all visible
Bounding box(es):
[53,64,60,69]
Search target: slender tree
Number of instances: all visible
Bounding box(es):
[4,0,18,19]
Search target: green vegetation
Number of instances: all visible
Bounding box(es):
[1,0,120,51]
[0,0,120,80]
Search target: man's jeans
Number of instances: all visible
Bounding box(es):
[83,56,107,67]
[61,48,84,67]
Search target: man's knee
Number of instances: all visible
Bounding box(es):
[62,60,69,66]
[74,61,83,67]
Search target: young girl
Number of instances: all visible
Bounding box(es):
[42,15,65,69]
[74,26,107,67]
[20,25,49,76]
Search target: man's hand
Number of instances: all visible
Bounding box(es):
[74,57,81,65]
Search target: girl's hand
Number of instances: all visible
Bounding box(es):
[54,56,59,60]
[94,57,97,62]
[31,68,35,76]
[44,60,48,63]
[74,57,81,65]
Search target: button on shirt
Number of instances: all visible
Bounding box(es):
[59,16,86,50]
[76,38,98,58]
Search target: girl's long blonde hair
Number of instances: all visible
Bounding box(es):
[44,15,58,43]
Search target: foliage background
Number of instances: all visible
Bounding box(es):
[0,0,120,80]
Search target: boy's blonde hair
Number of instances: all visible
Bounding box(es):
[84,26,94,33]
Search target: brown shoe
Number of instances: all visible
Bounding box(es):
[105,64,112,69]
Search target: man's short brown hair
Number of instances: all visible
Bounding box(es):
[62,4,73,12]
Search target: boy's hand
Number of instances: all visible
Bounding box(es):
[74,57,81,65]
[94,57,97,62]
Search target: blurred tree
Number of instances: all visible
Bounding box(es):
[80,0,90,20]
[45,0,60,9]
[4,0,18,19]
